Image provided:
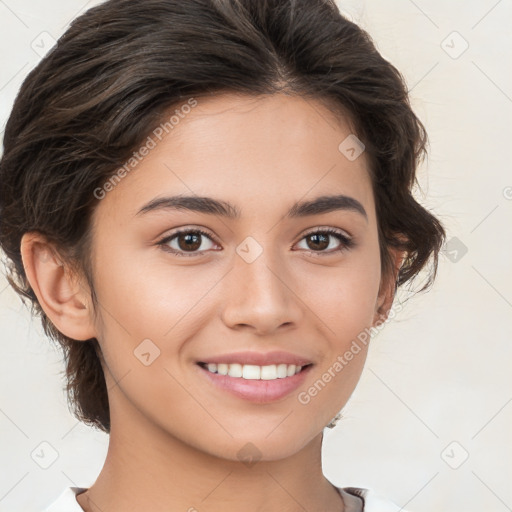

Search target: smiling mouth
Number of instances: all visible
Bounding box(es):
[197,362,313,380]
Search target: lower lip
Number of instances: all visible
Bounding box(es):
[197,364,312,403]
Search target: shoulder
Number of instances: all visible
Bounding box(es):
[43,486,88,512]
[338,485,412,512]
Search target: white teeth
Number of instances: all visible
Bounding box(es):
[287,364,296,377]
[242,365,260,380]
[276,363,288,378]
[217,363,229,375]
[203,362,304,380]
[228,363,243,378]
[260,364,277,380]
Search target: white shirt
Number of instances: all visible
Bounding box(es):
[43,485,411,511]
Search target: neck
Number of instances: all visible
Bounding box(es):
[76,399,344,512]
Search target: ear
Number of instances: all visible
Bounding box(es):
[372,246,406,326]
[20,231,97,341]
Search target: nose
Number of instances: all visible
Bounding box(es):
[220,246,303,336]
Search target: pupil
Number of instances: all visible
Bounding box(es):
[179,233,201,251]
[309,233,328,250]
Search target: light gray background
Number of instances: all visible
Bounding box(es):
[1,1,511,511]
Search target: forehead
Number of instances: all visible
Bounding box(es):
[94,92,375,225]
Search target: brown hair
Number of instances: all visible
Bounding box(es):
[0,0,446,434]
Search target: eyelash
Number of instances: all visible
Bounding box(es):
[156,227,355,258]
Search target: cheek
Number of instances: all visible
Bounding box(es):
[91,243,216,342]
[88,249,224,435]
[294,245,380,403]
[288,243,378,341]
[295,250,381,342]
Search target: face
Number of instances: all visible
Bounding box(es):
[83,92,391,461]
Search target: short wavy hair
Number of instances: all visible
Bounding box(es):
[0,0,446,434]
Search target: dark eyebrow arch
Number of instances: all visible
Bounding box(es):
[136,194,368,222]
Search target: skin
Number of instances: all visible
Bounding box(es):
[21,92,403,512]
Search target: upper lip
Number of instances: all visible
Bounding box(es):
[198,351,313,367]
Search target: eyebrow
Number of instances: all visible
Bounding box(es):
[136,194,368,222]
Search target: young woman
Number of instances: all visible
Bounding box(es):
[0,0,445,510]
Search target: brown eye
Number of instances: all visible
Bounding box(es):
[158,228,218,257]
[296,228,354,255]
[305,232,330,251]
[176,232,202,251]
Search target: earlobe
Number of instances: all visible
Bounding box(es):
[20,232,96,341]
